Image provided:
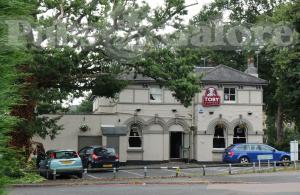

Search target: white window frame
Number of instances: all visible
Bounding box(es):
[224,87,236,103]
[213,125,227,149]
[149,87,162,103]
[128,125,142,149]
[233,126,247,144]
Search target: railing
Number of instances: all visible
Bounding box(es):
[26,160,300,180]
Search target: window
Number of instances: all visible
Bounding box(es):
[79,148,88,156]
[258,145,274,151]
[149,87,162,103]
[49,151,78,159]
[213,124,226,148]
[233,125,247,144]
[249,144,259,151]
[224,87,236,102]
[236,144,249,151]
[94,148,116,155]
[128,124,142,148]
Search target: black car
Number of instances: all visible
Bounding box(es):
[79,146,119,170]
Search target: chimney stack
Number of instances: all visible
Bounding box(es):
[245,57,258,77]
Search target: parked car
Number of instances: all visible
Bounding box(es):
[39,150,83,179]
[223,143,290,165]
[79,146,119,170]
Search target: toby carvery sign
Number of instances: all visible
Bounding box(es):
[202,87,221,107]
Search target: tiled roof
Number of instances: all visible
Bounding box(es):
[200,65,268,85]
[119,65,268,85]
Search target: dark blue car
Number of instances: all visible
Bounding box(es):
[223,143,290,164]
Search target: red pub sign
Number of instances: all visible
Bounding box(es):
[202,87,221,107]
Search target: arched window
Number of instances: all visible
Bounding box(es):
[213,124,226,148]
[233,125,247,144]
[128,124,142,148]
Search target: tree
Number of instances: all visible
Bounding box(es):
[70,94,94,113]
[9,0,202,150]
[191,0,300,145]
[0,0,34,193]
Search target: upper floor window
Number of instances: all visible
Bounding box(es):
[224,87,236,102]
[149,87,162,103]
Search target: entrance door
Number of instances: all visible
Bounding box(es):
[170,132,183,159]
[106,136,120,154]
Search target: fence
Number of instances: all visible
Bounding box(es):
[27,160,300,180]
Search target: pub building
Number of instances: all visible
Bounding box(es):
[34,58,267,162]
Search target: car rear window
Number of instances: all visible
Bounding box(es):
[50,151,78,159]
[225,145,235,151]
[94,148,116,156]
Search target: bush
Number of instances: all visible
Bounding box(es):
[267,127,300,152]
[0,148,44,184]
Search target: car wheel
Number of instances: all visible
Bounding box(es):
[87,163,93,172]
[77,173,83,179]
[46,172,53,180]
[281,156,290,167]
[239,157,250,164]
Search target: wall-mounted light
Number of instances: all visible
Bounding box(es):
[172,109,177,113]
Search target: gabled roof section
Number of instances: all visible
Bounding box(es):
[117,65,268,85]
[201,65,268,85]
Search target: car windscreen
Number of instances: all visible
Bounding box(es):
[50,151,78,159]
[94,148,116,156]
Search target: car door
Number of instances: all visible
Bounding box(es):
[246,144,260,162]
[258,144,276,162]
[38,152,51,175]
[79,147,88,167]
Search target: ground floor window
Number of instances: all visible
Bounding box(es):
[128,124,142,149]
[213,124,226,148]
[233,125,247,144]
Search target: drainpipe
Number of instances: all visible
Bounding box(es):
[190,96,196,161]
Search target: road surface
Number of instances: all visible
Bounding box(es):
[8,183,300,195]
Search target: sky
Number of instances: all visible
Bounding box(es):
[145,0,214,22]
[69,0,214,106]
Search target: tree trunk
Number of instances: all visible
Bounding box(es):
[276,102,284,144]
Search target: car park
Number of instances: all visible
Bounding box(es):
[223,143,290,164]
[79,146,119,170]
[39,150,83,179]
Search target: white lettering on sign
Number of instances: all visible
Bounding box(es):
[257,154,273,160]
[204,97,220,102]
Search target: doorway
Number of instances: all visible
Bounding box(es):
[170,132,183,159]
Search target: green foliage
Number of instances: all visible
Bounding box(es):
[137,48,201,107]
[27,116,63,140]
[0,0,36,192]
[72,95,94,113]
[191,0,300,144]
[76,100,93,113]
[93,75,128,99]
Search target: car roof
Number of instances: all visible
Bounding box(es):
[233,143,265,146]
[46,149,76,152]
